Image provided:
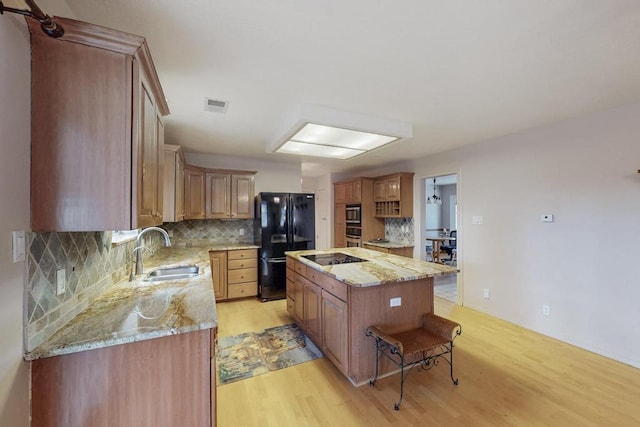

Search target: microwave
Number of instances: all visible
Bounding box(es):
[346,204,361,225]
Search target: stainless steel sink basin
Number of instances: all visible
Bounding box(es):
[143,265,200,282]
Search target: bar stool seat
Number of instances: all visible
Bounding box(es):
[366,313,462,410]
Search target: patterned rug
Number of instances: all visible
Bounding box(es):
[216,323,323,385]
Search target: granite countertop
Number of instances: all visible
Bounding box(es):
[24,244,234,361]
[286,247,457,288]
[362,240,414,249]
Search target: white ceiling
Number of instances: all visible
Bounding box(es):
[62,1,640,176]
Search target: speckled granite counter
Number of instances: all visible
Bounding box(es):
[24,243,258,361]
[362,240,413,249]
[286,247,457,287]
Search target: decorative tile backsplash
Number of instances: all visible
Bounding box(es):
[385,217,415,244]
[24,219,255,351]
[162,219,255,243]
[24,229,171,352]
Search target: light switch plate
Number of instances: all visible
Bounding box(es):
[472,216,484,225]
[12,230,25,263]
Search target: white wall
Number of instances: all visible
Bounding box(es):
[353,102,640,368]
[184,152,302,194]
[0,14,31,426]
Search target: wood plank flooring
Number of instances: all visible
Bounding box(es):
[216,297,640,426]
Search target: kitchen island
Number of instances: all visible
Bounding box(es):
[285,247,457,385]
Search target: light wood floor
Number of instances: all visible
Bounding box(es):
[216,297,640,426]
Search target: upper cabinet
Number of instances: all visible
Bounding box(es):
[163,145,185,222]
[373,173,414,218]
[205,171,255,219]
[184,166,206,220]
[345,180,362,204]
[184,168,256,220]
[29,17,169,231]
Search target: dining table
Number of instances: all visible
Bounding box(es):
[425,235,456,263]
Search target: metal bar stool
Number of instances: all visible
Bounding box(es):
[366,313,462,410]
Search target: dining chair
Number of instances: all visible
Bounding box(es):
[440,230,456,262]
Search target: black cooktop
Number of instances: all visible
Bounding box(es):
[302,253,367,266]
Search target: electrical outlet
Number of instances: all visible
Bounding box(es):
[239,228,245,236]
[12,230,26,263]
[542,304,550,316]
[472,216,484,225]
[390,297,402,307]
[56,268,66,296]
[483,288,490,299]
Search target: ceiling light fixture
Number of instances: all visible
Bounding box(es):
[268,105,413,160]
[0,0,64,37]
[427,178,442,205]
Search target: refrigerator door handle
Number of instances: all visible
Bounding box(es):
[267,258,287,263]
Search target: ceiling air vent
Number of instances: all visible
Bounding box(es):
[204,97,229,113]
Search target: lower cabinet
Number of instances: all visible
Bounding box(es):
[210,249,258,301]
[31,329,217,427]
[321,289,348,374]
[209,251,228,300]
[303,277,322,344]
[287,257,349,377]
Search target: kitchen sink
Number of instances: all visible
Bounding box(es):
[143,265,200,282]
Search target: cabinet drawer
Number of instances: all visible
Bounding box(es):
[318,274,348,301]
[294,261,307,276]
[228,258,257,270]
[228,268,257,284]
[227,282,257,299]
[228,249,256,260]
[286,257,294,270]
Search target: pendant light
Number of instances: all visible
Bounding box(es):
[427,178,442,205]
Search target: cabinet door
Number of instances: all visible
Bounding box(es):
[347,181,361,203]
[206,173,231,219]
[210,251,228,301]
[184,167,206,219]
[293,275,304,326]
[175,152,185,221]
[231,174,255,218]
[303,280,322,345]
[137,79,161,228]
[334,203,346,247]
[334,183,346,204]
[373,180,386,201]
[386,176,401,201]
[322,290,348,376]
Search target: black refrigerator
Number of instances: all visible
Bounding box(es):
[255,193,315,301]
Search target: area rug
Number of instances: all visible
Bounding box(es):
[216,323,323,385]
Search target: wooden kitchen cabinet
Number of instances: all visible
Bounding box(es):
[227,249,258,299]
[205,171,255,219]
[334,183,346,204]
[321,289,348,375]
[374,173,414,218]
[334,201,346,248]
[345,180,362,203]
[209,251,228,300]
[29,17,169,231]
[210,249,258,301]
[288,259,349,377]
[303,276,322,344]
[31,328,216,427]
[163,144,185,222]
[184,166,206,219]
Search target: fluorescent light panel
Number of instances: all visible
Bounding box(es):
[277,123,399,159]
[277,140,365,160]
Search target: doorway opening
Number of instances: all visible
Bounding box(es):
[423,173,459,304]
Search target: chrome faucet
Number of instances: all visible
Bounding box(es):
[134,227,171,276]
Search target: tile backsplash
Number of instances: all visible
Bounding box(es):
[385,217,415,244]
[162,219,255,243]
[24,230,168,352]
